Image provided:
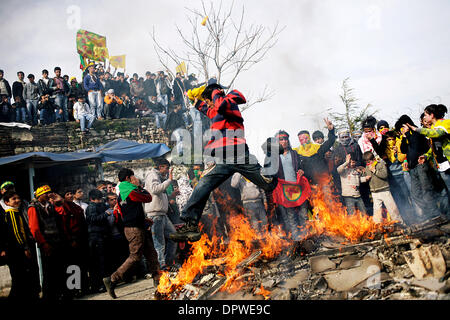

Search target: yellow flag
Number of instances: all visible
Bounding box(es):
[175,61,187,75]
[109,55,126,69]
[201,16,208,26]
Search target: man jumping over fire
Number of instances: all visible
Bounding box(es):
[169,82,280,242]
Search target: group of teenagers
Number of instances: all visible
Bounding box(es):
[0,81,449,300]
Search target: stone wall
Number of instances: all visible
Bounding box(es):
[0,117,170,156]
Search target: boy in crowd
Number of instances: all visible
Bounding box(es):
[23,74,40,125]
[0,191,40,299]
[169,83,278,243]
[0,69,12,100]
[85,189,110,293]
[337,154,368,215]
[73,96,95,133]
[103,168,160,299]
[361,152,404,225]
[73,188,88,213]
[144,159,177,270]
[0,94,14,122]
[105,192,129,274]
[28,185,69,300]
[12,95,27,123]
[61,189,89,296]
[38,93,60,125]
[104,89,123,119]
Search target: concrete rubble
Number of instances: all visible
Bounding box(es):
[158,216,450,300]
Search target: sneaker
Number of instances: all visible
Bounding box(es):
[169,221,201,242]
[103,277,117,299]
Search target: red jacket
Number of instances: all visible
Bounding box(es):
[196,89,247,154]
[60,201,88,244]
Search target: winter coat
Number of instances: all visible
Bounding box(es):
[144,168,171,217]
[83,74,103,92]
[37,78,56,96]
[85,202,109,237]
[362,160,390,193]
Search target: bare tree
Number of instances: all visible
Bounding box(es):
[151,0,284,111]
[330,77,377,134]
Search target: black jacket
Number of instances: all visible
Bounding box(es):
[298,128,336,184]
[143,78,157,97]
[85,202,110,237]
[118,187,152,229]
[12,81,25,100]
[165,110,185,132]
[400,131,430,169]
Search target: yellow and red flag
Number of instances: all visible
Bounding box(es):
[272,172,311,208]
[109,55,126,69]
[76,29,108,61]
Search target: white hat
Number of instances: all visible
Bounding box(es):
[107,89,114,94]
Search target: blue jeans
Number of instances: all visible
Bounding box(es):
[15,107,27,123]
[189,108,203,135]
[54,94,68,122]
[243,200,268,234]
[78,114,95,131]
[180,158,278,224]
[149,215,177,267]
[88,91,103,119]
[39,108,56,125]
[26,99,39,125]
[277,203,308,240]
[409,164,442,221]
[343,196,367,215]
[154,112,167,129]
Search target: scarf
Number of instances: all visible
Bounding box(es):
[295,143,321,157]
[118,181,137,202]
[358,131,382,154]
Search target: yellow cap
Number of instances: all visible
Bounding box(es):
[35,185,51,198]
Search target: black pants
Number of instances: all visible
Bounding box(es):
[40,244,69,300]
[180,160,277,224]
[7,247,40,300]
[88,236,109,290]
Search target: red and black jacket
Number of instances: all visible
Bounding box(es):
[195,89,247,158]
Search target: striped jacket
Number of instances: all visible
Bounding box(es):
[1,206,31,251]
[195,89,247,157]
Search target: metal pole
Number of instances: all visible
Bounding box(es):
[28,163,44,290]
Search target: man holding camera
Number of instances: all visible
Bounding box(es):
[104,88,123,119]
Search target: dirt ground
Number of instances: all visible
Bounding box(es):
[78,278,158,300]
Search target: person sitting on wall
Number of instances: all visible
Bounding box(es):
[103,89,123,120]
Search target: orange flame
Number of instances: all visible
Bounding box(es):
[158,182,395,298]
[256,284,271,300]
[305,184,395,243]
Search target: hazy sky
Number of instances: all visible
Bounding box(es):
[1,0,450,161]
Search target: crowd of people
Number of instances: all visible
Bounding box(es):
[0,66,210,136]
[0,79,449,300]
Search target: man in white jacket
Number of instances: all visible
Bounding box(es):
[73,96,95,133]
[144,158,177,269]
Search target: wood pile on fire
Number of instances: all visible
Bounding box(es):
[154,189,450,301]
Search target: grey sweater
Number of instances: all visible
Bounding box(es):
[144,168,172,217]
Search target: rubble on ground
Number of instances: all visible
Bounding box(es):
[157,216,450,300]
